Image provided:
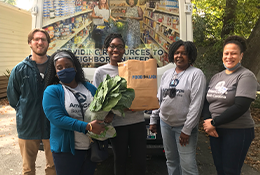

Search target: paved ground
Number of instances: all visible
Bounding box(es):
[0,105,259,175]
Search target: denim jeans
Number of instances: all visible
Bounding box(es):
[160,119,199,175]
[210,127,255,175]
[52,149,96,175]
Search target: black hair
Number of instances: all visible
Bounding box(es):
[126,0,138,6]
[168,40,197,65]
[44,49,86,89]
[224,35,247,53]
[104,33,125,49]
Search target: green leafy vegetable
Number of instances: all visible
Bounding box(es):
[89,75,135,116]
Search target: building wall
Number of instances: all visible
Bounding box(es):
[0,1,32,98]
[0,1,32,76]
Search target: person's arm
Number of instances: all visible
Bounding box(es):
[182,73,206,135]
[211,97,253,126]
[92,8,102,19]
[149,76,163,133]
[93,69,103,88]
[43,86,89,133]
[7,67,20,108]
[201,88,211,120]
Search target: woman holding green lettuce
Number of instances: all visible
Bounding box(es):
[42,49,113,175]
[93,33,146,175]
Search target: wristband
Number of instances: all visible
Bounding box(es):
[211,119,216,126]
[89,123,93,131]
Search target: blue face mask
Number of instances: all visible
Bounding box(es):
[57,67,76,84]
[223,62,241,71]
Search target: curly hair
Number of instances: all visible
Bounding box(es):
[44,49,86,89]
[126,0,138,6]
[224,35,247,53]
[168,40,197,65]
[104,33,125,49]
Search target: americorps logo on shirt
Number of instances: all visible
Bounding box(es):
[69,92,90,109]
[207,81,227,99]
[215,81,228,94]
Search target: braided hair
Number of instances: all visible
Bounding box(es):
[104,33,125,50]
[224,35,247,53]
[168,40,197,65]
[44,49,86,89]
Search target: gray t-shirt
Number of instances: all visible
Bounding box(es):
[63,83,93,150]
[150,66,206,135]
[207,66,258,129]
[93,63,144,127]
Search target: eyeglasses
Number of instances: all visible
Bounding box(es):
[109,45,125,50]
[163,88,176,98]
[32,38,47,42]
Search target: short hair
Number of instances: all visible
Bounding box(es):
[44,49,86,88]
[168,40,197,65]
[28,28,51,44]
[104,33,125,49]
[126,0,138,6]
[224,35,247,53]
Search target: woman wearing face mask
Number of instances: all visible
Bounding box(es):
[93,33,146,175]
[203,36,258,175]
[42,50,113,175]
[149,40,206,175]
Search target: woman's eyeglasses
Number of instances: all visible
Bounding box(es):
[163,88,176,98]
[109,45,125,50]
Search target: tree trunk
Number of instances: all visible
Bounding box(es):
[243,18,260,82]
[221,0,238,38]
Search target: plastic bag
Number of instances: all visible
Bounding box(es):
[84,109,117,141]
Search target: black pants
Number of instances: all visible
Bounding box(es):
[110,122,147,175]
[210,127,254,175]
[52,149,96,175]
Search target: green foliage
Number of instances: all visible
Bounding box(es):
[251,93,260,109]
[89,75,135,116]
[3,69,11,80]
[192,0,260,79]
[3,0,16,5]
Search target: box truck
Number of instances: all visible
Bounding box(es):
[31,0,193,150]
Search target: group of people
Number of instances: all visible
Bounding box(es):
[7,28,258,175]
[91,0,143,49]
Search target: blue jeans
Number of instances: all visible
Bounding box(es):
[160,119,199,175]
[52,149,96,175]
[210,127,254,175]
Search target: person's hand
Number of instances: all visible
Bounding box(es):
[87,120,105,135]
[104,19,108,23]
[203,119,215,133]
[98,16,103,19]
[179,132,190,146]
[104,112,114,124]
[149,124,157,134]
[206,129,219,137]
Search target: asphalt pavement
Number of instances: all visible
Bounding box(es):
[0,105,259,175]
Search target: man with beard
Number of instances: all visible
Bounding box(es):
[7,29,56,175]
